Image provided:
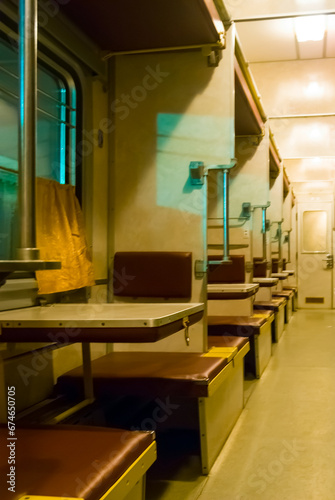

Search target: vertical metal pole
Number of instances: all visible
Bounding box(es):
[222,169,230,262]
[262,207,267,262]
[278,222,282,263]
[17,0,40,260]
[287,231,291,264]
[203,171,208,272]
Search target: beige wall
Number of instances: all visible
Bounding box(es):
[111,30,235,352]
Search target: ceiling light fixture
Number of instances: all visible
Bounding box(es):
[295,15,326,42]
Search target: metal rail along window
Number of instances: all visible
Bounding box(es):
[0,35,77,260]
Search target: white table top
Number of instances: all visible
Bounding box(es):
[207,283,259,293]
[271,272,289,280]
[0,303,204,329]
[253,277,278,285]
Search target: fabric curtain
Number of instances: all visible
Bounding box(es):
[35,178,95,294]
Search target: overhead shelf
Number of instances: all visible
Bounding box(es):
[59,0,224,54]
[234,39,267,137]
[208,244,249,249]
[269,140,281,180]
[283,167,290,198]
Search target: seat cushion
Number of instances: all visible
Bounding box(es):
[272,290,294,298]
[208,335,249,350]
[207,314,269,337]
[0,425,154,500]
[57,352,228,399]
[254,298,286,312]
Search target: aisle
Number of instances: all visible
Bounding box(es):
[146,310,335,500]
[198,309,335,500]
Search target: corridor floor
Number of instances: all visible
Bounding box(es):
[147,309,335,500]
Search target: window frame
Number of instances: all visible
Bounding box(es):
[0,19,84,304]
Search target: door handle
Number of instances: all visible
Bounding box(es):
[322,254,334,269]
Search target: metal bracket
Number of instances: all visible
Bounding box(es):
[207,48,223,67]
[241,202,251,219]
[195,259,207,279]
[245,261,253,273]
[189,161,205,185]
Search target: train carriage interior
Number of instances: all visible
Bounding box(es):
[1,0,335,499]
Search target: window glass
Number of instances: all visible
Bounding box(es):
[0,37,76,259]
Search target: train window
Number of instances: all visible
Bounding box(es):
[0,37,77,259]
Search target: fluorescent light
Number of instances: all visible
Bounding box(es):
[304,81,324,98]
[295,15,326,42]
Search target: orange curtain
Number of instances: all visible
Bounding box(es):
[35,178,95,294]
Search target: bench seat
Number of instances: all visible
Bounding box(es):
[254,298,286,342]
[207,312,273,378]
[0,425,156,500]
[283,286,298,311]
[272,289,294,323]
[57,351,248,475]
[208,335,249,351]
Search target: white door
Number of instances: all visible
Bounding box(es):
[297,201,333,308]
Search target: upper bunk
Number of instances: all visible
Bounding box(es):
[234,37,267,137]
[58,0,226,55]
[269,130,281,185]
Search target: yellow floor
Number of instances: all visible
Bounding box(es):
[146,309,335,500]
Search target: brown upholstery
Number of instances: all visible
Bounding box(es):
[0,425,155,500]
[0,311,203,343]
[273,290,294,299]
[57,352,228,399]
[253,258,267,278]
[254,298,286,312]
[113,251,192,298]
[271,258,279,273]
[207,314,270,337]
[283,286,297,291]
[253,309,275,320]
[208,255,245,284]
[208,335,249,351]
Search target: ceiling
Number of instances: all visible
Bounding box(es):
[231,7,335,184]
[236,14,335,62]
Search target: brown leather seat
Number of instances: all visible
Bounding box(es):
[254,297,286,312]
[283,286,297,292]
[253,258,267,278]
[208,335,249,350]
[57,352,228,399]
[272,290,294,298]
[0,425,155,500]
[207,314,270,337]
[208,255,245,283]
[113,251,192,298]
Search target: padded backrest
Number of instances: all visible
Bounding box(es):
[272,258,279,273]
[113,251,192,298]
[207,255,245,283]
[253,258,267,278]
